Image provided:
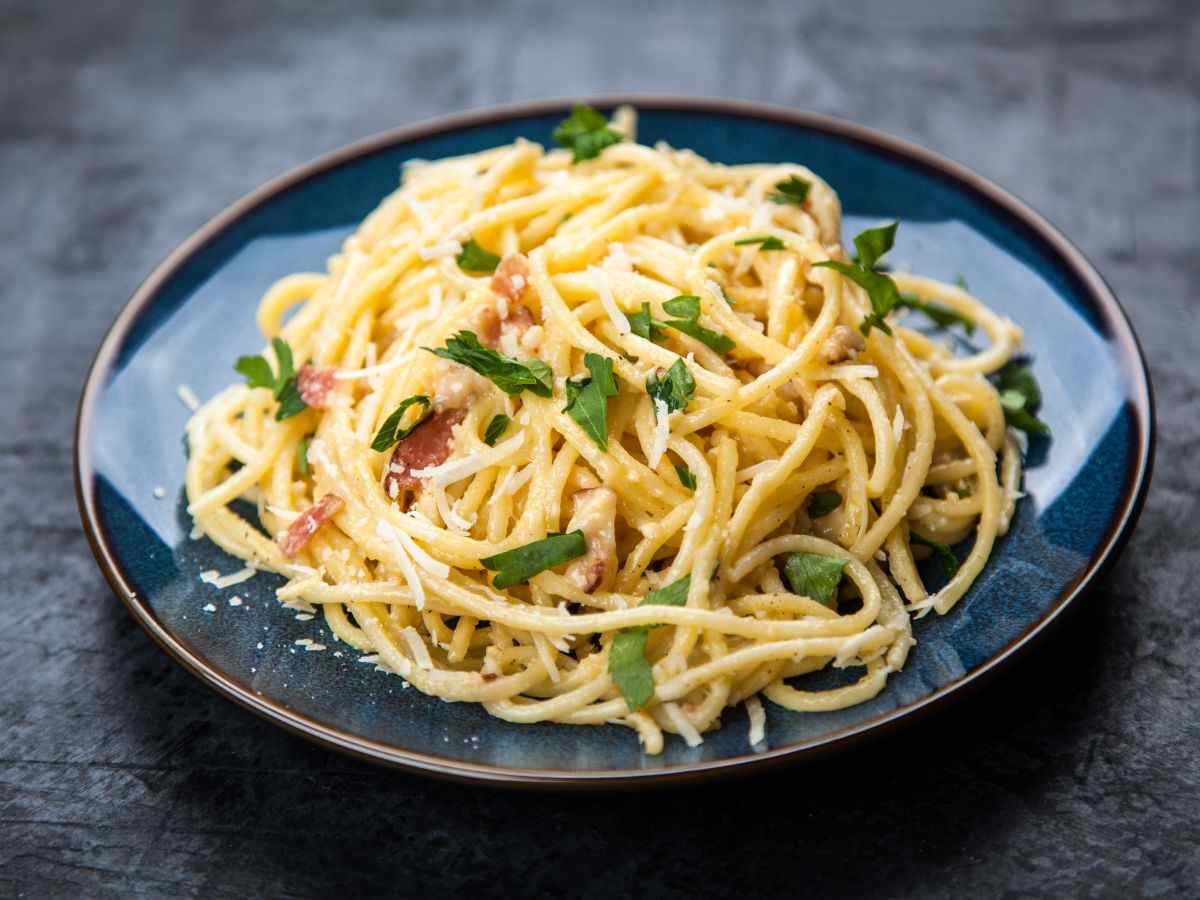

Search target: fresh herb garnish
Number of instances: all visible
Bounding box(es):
[661,295,735,354]
[235,336,308,421]
[274,379,308,421]
[483,414,510,447]
[807,489,842,519]
[427,330,554,398]
[813,222,901,337]
[370,395,433,452]
[734,235,786,251]
[910,532,960,579]
[628,302,666,342]
[768,174,812,206]
[608,576,691,710]
[564,353,619,450]
[782,553,847,608]
[552,104,622,163]
[480,531,587,589]
[895,293,976,334]
[646,358,695,416]
[993,360,1051,437]
[456,238,501,273]
[296,435,311,476]
[674,464,697,490]
[629,297,734,354]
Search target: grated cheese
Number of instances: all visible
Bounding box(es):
[533,634,560,683]
[588,266,630,334]
[335,349,414,381]
[152,486,165,499]
[375,520,428,610]
[892,406,906,446]
[663,702,704,747]
[199,566,256,589]
[834,625,888,667]
[432,483,473,532]
[418,240,463,261]
[498,463,534,497]
[411,432,525,487]
[647,400,670,470]
[202,603,216,613]
[603,242,634,272]
[746,695,767,747]
[228,596,243,607]
[401,626,434,669]
[704,278,727,308]
[176,384,200,411]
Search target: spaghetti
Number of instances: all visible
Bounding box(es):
[184,106,1036,753]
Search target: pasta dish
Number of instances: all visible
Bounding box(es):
[184,106,1046,753]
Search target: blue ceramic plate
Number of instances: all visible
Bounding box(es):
[75,97,1153,787]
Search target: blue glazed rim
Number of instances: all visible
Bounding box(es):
[74,95,1155,788]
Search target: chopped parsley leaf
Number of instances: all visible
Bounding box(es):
[483,414,510,447]
[608,575,691,710]
[552,104,622,163]
[734,235,786,251]
[370,395,433,452]
[480,531,587,589]
[768,174,812,206]
[427,330,554,398]
[457,238,501,273]
[782,553,847,608]
[564,353,619,450]
[646,358,695,416]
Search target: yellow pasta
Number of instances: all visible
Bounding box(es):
[184,107,1029,753]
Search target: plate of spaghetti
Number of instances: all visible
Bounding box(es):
[76,97,1153,786]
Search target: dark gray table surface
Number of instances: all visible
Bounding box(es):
[3,1,1196,896]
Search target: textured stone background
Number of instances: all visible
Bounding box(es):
[2,0,1197,896]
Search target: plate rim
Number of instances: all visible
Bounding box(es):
[74,94,1156,788]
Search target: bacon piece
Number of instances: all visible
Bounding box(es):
[470,302,535,352]
[383,408,466,497]
[296,364,337,408]
[491,253,531,304]
[564,487,618,594]
[279,493,344,558]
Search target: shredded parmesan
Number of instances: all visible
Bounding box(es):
[834,625,888,667]
[432,483,473,532]
[152,486,165,499]
[589,266,630,334]
[647,400,670,469]
[199,566,256,589]
[663,702,704,747]
[815,364,880,381]
[498,463,534,497]
[335,350,414,381]
[704,278,726,308]
[418,240,462,261]
[603,242,634,272]
[533,634,561,683]
[401,626,435,669]
[746,695,767,747]
[228,596,243,607]
[411,432,525,487]
[892,406,907,445]
[375,520,428,610]
[176,384,200,411]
